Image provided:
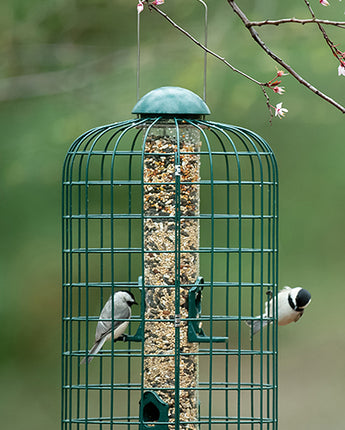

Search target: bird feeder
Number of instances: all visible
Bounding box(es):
[62,86,279,429]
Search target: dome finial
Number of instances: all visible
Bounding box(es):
[132,86,211,117]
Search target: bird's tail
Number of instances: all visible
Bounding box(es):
[80,337,107,364]
[245,319,269,335]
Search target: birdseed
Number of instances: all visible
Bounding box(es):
[143,125,200,429]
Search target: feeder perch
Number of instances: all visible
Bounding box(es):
[140,390,170,429]
[188,277,227,343]
[62,86,279,429]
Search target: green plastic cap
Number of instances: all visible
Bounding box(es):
[132,86,211,117]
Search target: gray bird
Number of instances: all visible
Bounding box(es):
[81,290,137,364]
[247,286,311,335]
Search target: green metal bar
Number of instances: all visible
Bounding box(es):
[65,314,269,323]
[64,213,276,221]
[264,154,272,430]
[65,280,274,288]
[64,130,88,429]
[64,381,274,390]
[197,120,245,429]
[127,129,142,430]
[248,130,279,430]
[81,123,132,424]
[174,118,181,430]
[62,116,278,429]
[78,119,143,428]
[139,116,162,429]
[235,142,242,430]
[66,247,276,253]
[245,130,278,430]
[84,131,103,429]
[248,140,256,430]
[236,129,266,428]
[210,120,278,427]
[63,178,275,186]
[61,146,71,430]
[192,121,215,430]
[109,122,142,429]
[206,128,232,429]
[73,132,90,430]
[270,146,279,430]
[63,347,275,359]
[77,147,83,430]
[255,138,265,430]
[99,132,114,430]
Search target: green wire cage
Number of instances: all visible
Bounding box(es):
[62,86,279,429]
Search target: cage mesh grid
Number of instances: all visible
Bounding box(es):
[62,116,278,429]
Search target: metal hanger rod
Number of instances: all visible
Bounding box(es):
[137,11,141,102]
[197,0,208,102]
[136,1,208,102]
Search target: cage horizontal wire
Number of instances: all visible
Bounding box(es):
[62,87,279,429]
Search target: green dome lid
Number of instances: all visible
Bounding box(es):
[132,86,211,117]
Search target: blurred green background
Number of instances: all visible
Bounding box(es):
[0,0,344,429]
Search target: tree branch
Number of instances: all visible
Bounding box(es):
[149,2,278,121]
[148,3,262,87]
[146,0,345,115]
[303,0,344,62]
[228,0,345,114]
[248,18,345,29]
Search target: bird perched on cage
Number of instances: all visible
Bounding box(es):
[81,290,137,364]
[247,286,311,335]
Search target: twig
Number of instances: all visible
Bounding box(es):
[148,3,263,87]
[149,2,278,119]
[228,0,345,114]
[248,18,345,29]
[261,86,274,125]
[303,0,344,62]
[148,0,345,115]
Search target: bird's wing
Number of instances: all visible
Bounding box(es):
[281,286,292,292]
[95,297,131,342]
[248,319,269,335]
[264,294,276,317]
[80,335,108,364]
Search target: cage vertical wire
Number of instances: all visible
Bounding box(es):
[62,87,278,429]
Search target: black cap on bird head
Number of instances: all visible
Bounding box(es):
[122,290,138,306]
[295,288,311,309]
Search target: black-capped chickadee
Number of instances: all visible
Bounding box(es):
[81,290,137,364]
[247,286,311,335]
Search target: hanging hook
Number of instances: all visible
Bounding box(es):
[197,0,208,102]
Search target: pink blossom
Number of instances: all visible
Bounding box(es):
[137,1,144,14]
[276,69,288,77]
[338,63,345,76]
[273,86,285,95]
[319,0,330,5]
[152,0,164,4]
[274,102,288,119]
